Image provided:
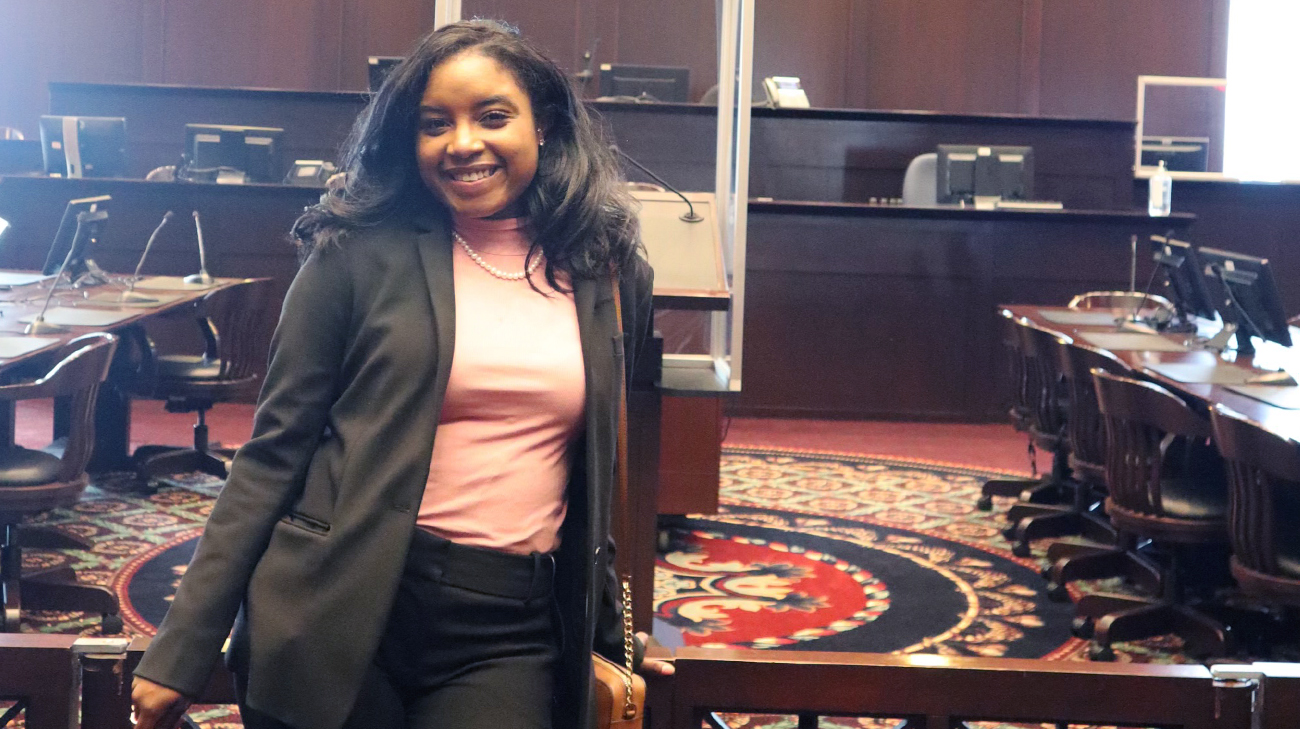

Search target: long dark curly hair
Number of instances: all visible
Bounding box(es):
[292,19,642,286]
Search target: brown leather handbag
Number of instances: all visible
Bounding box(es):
[593,272,647,729]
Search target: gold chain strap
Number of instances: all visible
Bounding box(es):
[620,577,636,718]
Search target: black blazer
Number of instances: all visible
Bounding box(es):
[135,210,655,729]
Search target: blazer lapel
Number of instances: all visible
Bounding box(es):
[575,275,618,535]
[413,212,456,397]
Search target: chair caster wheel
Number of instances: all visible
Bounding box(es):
[976,495,993,511]
[1089,643,1116,661]
[1046,582,1070,602]
[1001,526,1018,542]
[1071,616,1094,639]
[1040,564,1054,580]
[101,613,123,634]
[1012,542,1031,558]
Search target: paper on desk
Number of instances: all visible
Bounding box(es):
[131,276,218,291]
[1038,310,1122,326]
[0,335,60,359]
[0,271,52,288]
[82,290,187,308]
[1076,331,1188,352]
[1143,361,1260,385]
[1225,385,1300,410]
[18,307,138,327]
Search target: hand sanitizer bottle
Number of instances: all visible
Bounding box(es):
[1148,160,1172,217]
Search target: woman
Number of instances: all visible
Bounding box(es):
[131,19,668,729]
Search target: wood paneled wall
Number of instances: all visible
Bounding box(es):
[1,0,1229,138]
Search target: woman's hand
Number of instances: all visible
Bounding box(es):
[635,631,675,676]
[131,676,193,729]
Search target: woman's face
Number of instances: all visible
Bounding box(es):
[415,50,541,220]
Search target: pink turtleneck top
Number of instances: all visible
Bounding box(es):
[416,214,586,555]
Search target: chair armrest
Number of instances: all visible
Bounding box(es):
[0,378,58,402]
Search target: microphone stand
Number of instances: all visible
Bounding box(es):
[610,145,704,223]
[574,37,600,86]
[120,210,174,303]
[26,211,99,335]
[184,210,214,285]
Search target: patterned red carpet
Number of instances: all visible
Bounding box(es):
[655,447,1079,659]
[15,445,1185,728]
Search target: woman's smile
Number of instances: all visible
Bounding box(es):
[416,51,541,220]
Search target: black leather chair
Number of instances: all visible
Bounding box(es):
[129,279,269,480]
[979,312,1071,522]
[1068,291,1175,317]
[1211,404,1300,643]
[0,333,120,632]
[997,319,1077,556]
[1074,369,1232,660]
[1038,340,1132,598]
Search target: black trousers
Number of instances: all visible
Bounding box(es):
[236,528,559,729]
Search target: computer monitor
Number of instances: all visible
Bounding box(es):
[1149,235,1217,326]
[1140,136,1210,173]
[184,124,284,183]
[936,145,1034,203]
[598,64,690,102]
[38,116,127,178]
[42,195,111,282]
[0,139,43,175]
[368,56,403,92]
[1198,246,1292,355]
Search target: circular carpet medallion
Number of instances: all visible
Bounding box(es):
[108,448,1081,661]
[656,508,1076,658]
[112,528,203,634]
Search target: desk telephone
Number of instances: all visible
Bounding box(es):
[762,76,810,108]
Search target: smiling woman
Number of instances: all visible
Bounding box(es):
[129,18,660,729]
[415,52,541,220]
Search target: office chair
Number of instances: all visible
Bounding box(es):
[1069,291,1176,320]
[997,321,1078,557]
[129,279,269,481]
[1075,369,1232,660]
[901,153,937,206]
[0,333,120,632]
[1004,336,1129,565]
[145,165,177,182]
[979,311,1071,519]
[1210,404,1300,646]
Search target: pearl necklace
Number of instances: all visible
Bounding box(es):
[453,230,542,281]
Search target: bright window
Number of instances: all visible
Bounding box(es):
[1223,0,1300,182]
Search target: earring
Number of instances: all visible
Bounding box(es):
[537,129,545,146]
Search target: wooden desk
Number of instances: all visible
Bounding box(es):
[1005,305,1300,443]
[740,201,1195,422]
[0,175,320,395]
[49,82,1138,209]
[0,275,247,471]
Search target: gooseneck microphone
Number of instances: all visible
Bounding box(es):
[121,211,174,302]
[184,210,214,286]
[574,37,601,85]
[27,210,104,335]
[610,145,703,223]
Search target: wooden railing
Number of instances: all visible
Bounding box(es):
[0,635,78,729]
[661,648,1300,729]
[6,636,1300,729]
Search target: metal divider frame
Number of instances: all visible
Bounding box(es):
[1134,74,1230,182]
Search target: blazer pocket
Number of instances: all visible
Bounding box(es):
[279,511,331,536]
